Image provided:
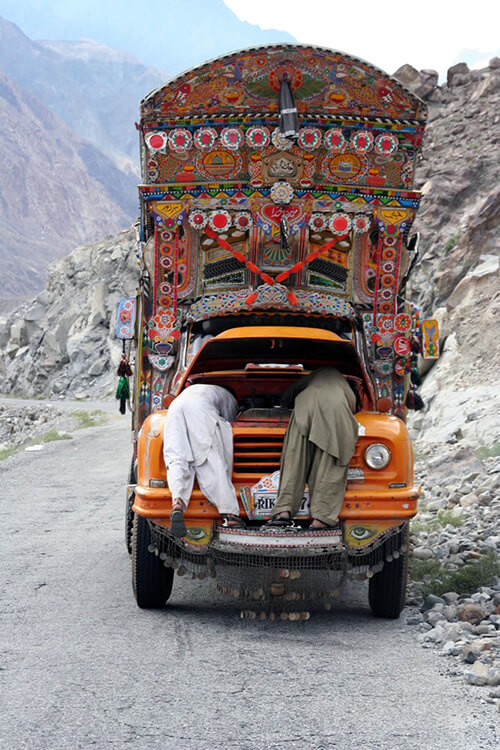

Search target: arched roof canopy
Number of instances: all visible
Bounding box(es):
[141,44,427,125]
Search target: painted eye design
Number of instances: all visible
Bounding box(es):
[186,528,206,540]
[349,526,375,541]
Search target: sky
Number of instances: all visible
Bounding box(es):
[224,0,500,80]
[0,0,498,80]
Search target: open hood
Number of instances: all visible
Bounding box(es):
[182,326,367,382]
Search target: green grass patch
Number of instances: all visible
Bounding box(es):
[36,430,73,443]
[410,550,500,597]
[0,446,17,461]
[475,441,500,460]
[443,232,461,255]
[411,509,465,534]
[0,429,72,460]
[70,410,108,428]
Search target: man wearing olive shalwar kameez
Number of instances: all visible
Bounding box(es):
[268,367,359,529]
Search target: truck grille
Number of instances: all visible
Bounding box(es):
[233,435,283,476]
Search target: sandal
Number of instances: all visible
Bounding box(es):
[266,511,293,528]
[170,508,187,538]
[221,514,246,529]
[309,519,340,530]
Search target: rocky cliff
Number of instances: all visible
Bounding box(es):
[0,228,138,397]
[393,59,500,450]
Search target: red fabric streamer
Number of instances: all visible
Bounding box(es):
[204,225,349,303]
[275,234,348,283]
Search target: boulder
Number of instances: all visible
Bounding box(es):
[447,62,470,86]
[393,64,438,99]
[457,603,487,624]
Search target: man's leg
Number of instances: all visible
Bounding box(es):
[195,429,240,516]
[308,449,348,527]
[166,460,195,537]
[271,415,313,520]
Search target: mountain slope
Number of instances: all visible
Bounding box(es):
[0,16,167,169]
[0,71,134,296]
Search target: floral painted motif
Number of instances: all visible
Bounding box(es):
[351,130,374,154]
[246,126,271,149]
[220,127,243,150]
[298,127,322,151]
[167,128,193,152]
[375,133,398,156]
[324,128,346,152]
[194,128,218,150]
[271,128,293,151]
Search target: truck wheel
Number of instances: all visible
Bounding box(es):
[368,526,409,619]
[125,457,136,555]
[132,514,174,609]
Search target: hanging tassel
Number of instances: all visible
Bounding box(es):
[116,350,132,414]
[406,389,425,411]
[410,366,422,386]
[116,376,130,415]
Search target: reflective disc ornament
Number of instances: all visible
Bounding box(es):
[208,210,232,232]
[329,212,352,235]
[352,214,370,233]
[188,211,208,229]
[145,131,167,152]
[394,356,412,376]
[394,335,411,355]
[270,181,294,204]
[233,212,253,231]
[308,213,328,232]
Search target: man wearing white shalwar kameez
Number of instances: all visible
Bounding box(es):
[163,384,242,536]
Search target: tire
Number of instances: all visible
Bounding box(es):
[368,525,409,619]
[125,457,136,554]
[132,514,174,609]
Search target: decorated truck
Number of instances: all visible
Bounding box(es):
[121,44,438,619]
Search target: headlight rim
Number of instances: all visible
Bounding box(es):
[364,442,391,470]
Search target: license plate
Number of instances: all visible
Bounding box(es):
[251,491,310,520]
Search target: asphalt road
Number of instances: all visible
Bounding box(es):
[1,409,498,749]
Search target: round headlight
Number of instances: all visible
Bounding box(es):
[364,443,391,470]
